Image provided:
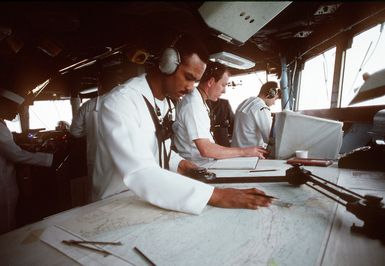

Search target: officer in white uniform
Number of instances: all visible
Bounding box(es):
[0,89,53,234]
[232,81,281,148]
[69,96,101,203]
[173,62,268,166]
[70,70,122,203]
[93,34,272,215]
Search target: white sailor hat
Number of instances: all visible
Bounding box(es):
[0,88,25,105]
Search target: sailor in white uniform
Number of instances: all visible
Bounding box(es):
[93,34,272,214]
[70,69,122,203]
[173,62,268,166]
[0,89,53,234]
[232,81,281,148]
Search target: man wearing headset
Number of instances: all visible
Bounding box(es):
[172,62,268,166]
[232,81,281,148]
[93,34,271,215]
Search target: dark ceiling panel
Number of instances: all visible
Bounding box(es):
[0,1,384,99]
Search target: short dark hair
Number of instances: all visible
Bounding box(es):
[174,33,210,65]
[97,67,126,93]
[259,81,279,97]
[200,62,230,83]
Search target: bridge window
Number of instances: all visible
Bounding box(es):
[5,115,22,133]
[341,23,385,107]
[222,71,281,113]
[29,100,72,130]
[297,47,336,110]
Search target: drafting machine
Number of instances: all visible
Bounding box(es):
[192,164,385,243]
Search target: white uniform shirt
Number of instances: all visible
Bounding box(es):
[231,97,272,148]
[93,74,213,214]
[70,96,102,176]
[173,88,215,166]
[0,121,52,234]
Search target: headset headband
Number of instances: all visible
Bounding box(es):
[0,89,25,104]
[170,34,182,48]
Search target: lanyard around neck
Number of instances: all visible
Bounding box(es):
[197,87,211,117]
[197,88,215,138]
[142,95,172,170]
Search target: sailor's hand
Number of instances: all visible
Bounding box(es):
[208,187,272,209]
[241,146,269,159]
[177,159,199,175]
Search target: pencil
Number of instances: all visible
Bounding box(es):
[62,240,111,257]
[134,246,156,266]
[249,169,278,173]
[255,192,278,200]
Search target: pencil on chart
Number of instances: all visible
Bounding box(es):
[134,246,156,266]
[62,240,111,257]
[254,193,293,208]
[255,192,279,200]
[249,169,278,173]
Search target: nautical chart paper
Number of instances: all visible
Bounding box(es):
[41,179,338,266]
[202,157,259,170]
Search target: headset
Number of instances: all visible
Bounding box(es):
[158,48,181,75]
[267,87,279,99]
[158,35,182,75]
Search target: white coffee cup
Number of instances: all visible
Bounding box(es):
[295,150,308,159]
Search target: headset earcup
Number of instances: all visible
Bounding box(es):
[159,48,181,75]
[267,88,276,99]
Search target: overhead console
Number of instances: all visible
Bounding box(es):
[198,1,292,45]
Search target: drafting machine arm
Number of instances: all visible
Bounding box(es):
[286,164,385,243]
[192,164,385,242]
